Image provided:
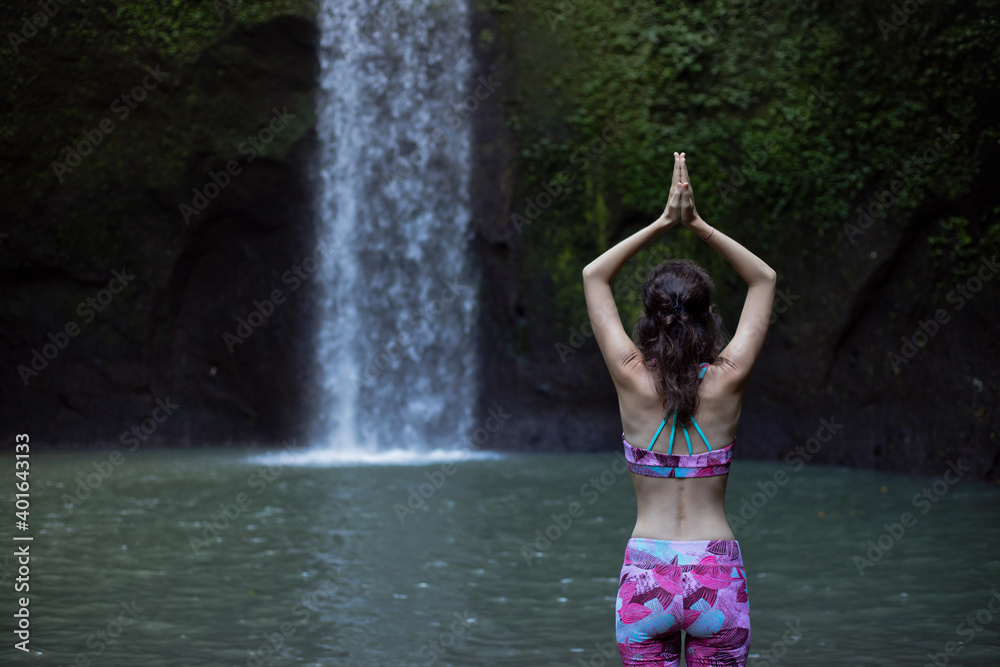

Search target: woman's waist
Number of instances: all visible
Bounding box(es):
[631,508,735,542]
[623,533,744,566]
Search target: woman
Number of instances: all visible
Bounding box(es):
[582,152,776,666]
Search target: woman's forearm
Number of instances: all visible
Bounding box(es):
[687,217,776,286]
[582,217,672,283]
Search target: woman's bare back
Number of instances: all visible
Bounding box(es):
[620,362,742,541]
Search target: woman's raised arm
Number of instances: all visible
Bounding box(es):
[677,154,777,390]
[582,153,684,387]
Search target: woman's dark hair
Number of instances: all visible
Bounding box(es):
[631,259,730,426]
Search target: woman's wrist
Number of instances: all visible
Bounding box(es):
[688,217,713,238]
[655,215,678,231]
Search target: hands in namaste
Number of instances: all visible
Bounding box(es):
[659,152,702,231]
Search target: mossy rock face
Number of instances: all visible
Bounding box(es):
[0,2,323,445]
[472,0,999,477]
[2,0,998,472]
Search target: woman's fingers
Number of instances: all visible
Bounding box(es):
[678,182,690,204]
[679,153,689,184]
[679,182,699,225]
[666,152,680,205]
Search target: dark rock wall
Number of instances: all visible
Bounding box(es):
[468,0,1000,482]
[2,0,997,485]
[1,5,321,446]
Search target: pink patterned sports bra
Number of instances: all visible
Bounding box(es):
[622,362,735,478]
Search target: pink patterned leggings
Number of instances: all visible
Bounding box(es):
[615,538,751,666]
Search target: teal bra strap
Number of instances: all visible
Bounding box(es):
[680,423,694,455]
[646,364,712,453]
[689,416,713,452]
[647,417,668,450]
[666,412,678,453]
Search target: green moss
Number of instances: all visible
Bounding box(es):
[1,0,317,211]
[493,0,1000,335]
[90,1,315,66]
[928,212,1000,286]
[478,27,496,50]
[0,4,321,363]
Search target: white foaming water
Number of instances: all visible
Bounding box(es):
[252,446,503,468]
[303,0,480,464]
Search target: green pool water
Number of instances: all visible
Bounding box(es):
[2,447,998,666]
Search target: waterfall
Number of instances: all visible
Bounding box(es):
[306,0,479,461]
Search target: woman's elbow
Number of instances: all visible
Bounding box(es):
[583,262,613,286]
[749,267,777,290]
[755,263,777,284]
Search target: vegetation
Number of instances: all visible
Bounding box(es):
[491,0,999,344]
[1,0,316,215]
